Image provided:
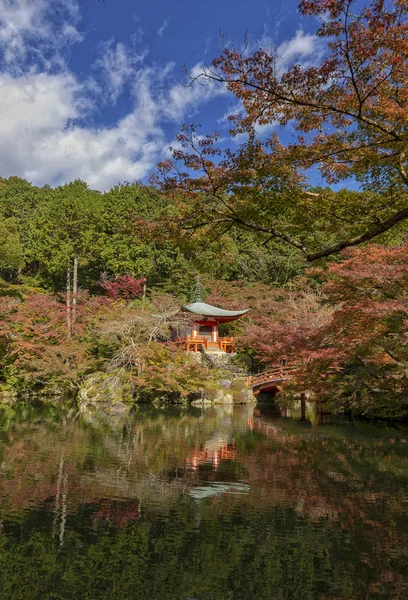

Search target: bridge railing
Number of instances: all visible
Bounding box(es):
[246,363,343,389]
[246,364,298,388]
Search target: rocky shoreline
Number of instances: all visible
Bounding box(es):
[0,372,255,414]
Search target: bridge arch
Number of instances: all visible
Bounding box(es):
[246,365,297,395]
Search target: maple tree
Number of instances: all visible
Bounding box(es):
[234,243,407,416]
[203,240,408,417]
[133,343,212,400]
[205,278,334,365]
[157,0,408,261]
[304,242,408,415]
[0,292,108,385]
[98,274,146,301]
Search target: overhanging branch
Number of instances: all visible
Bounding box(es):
[306,205,408,261]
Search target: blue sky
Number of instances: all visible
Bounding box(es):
[0,0,325,190]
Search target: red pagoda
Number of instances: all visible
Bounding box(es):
[175,279,249,353]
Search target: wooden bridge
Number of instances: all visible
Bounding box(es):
[247,363,342,397]
[246,365,298,395]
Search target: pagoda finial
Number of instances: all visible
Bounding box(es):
[194,275,202,302]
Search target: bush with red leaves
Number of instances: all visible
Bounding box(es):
[98,275,145,302]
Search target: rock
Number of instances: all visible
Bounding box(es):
[218,379,232,389]
[0,387,18,405]
[200,376,255,406]
[110,402,129,414]
[78,370,133,414]
[212,390,234,404]
[236,388,255,404]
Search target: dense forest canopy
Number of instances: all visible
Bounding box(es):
[0,176,305,293]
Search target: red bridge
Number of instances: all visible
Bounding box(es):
[246,365,298,395]
[247,364,341,395]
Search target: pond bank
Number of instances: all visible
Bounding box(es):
[0,370,256,413]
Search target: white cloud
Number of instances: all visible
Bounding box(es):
[0,68,165,189]
[0,0,82,69]
[163,63,227,121]
[0,61,225,190]
[276,30,321,70]
[157,19,169,38]
[0,73,80,136]
[95,40,148,102]
[0,1,229,190]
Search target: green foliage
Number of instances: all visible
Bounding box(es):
[134,343,212,401]
[0,176,308,295]
[0,216,24,273]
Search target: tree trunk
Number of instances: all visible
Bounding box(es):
[72,254,78,334]
[280,388,287,417]
[315,401,323,425]
[66,262,72,338]
[300,392,306,421]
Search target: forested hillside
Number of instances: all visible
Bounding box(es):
[0,176,307,400]
[0,176,307,295]
[0,0,407,418]
[0,174,406,418]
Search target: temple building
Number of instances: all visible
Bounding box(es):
[174,280,249,353]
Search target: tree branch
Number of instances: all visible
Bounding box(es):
[307,205,408,261]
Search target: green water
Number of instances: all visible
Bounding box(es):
[0,402,407,600]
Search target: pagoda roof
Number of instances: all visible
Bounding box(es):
[183,301,250,318]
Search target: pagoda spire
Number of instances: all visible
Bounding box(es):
[194,275,202,302]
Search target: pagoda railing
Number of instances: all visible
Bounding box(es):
[219,337,234,353]
[175,335,208,352]
[175,335,235,353]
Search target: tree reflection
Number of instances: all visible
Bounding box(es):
[0,402,407,599]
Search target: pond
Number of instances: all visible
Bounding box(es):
[0,401,407,600]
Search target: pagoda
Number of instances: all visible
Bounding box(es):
[175,279,249,353]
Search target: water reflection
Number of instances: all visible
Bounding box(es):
[0,402,407,599]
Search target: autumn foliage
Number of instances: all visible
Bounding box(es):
[157,0,408,262]
[209,242,408,417]
[0,292,108,385]
[98,275,146,302]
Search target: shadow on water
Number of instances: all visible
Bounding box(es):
[0,400,407,599]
